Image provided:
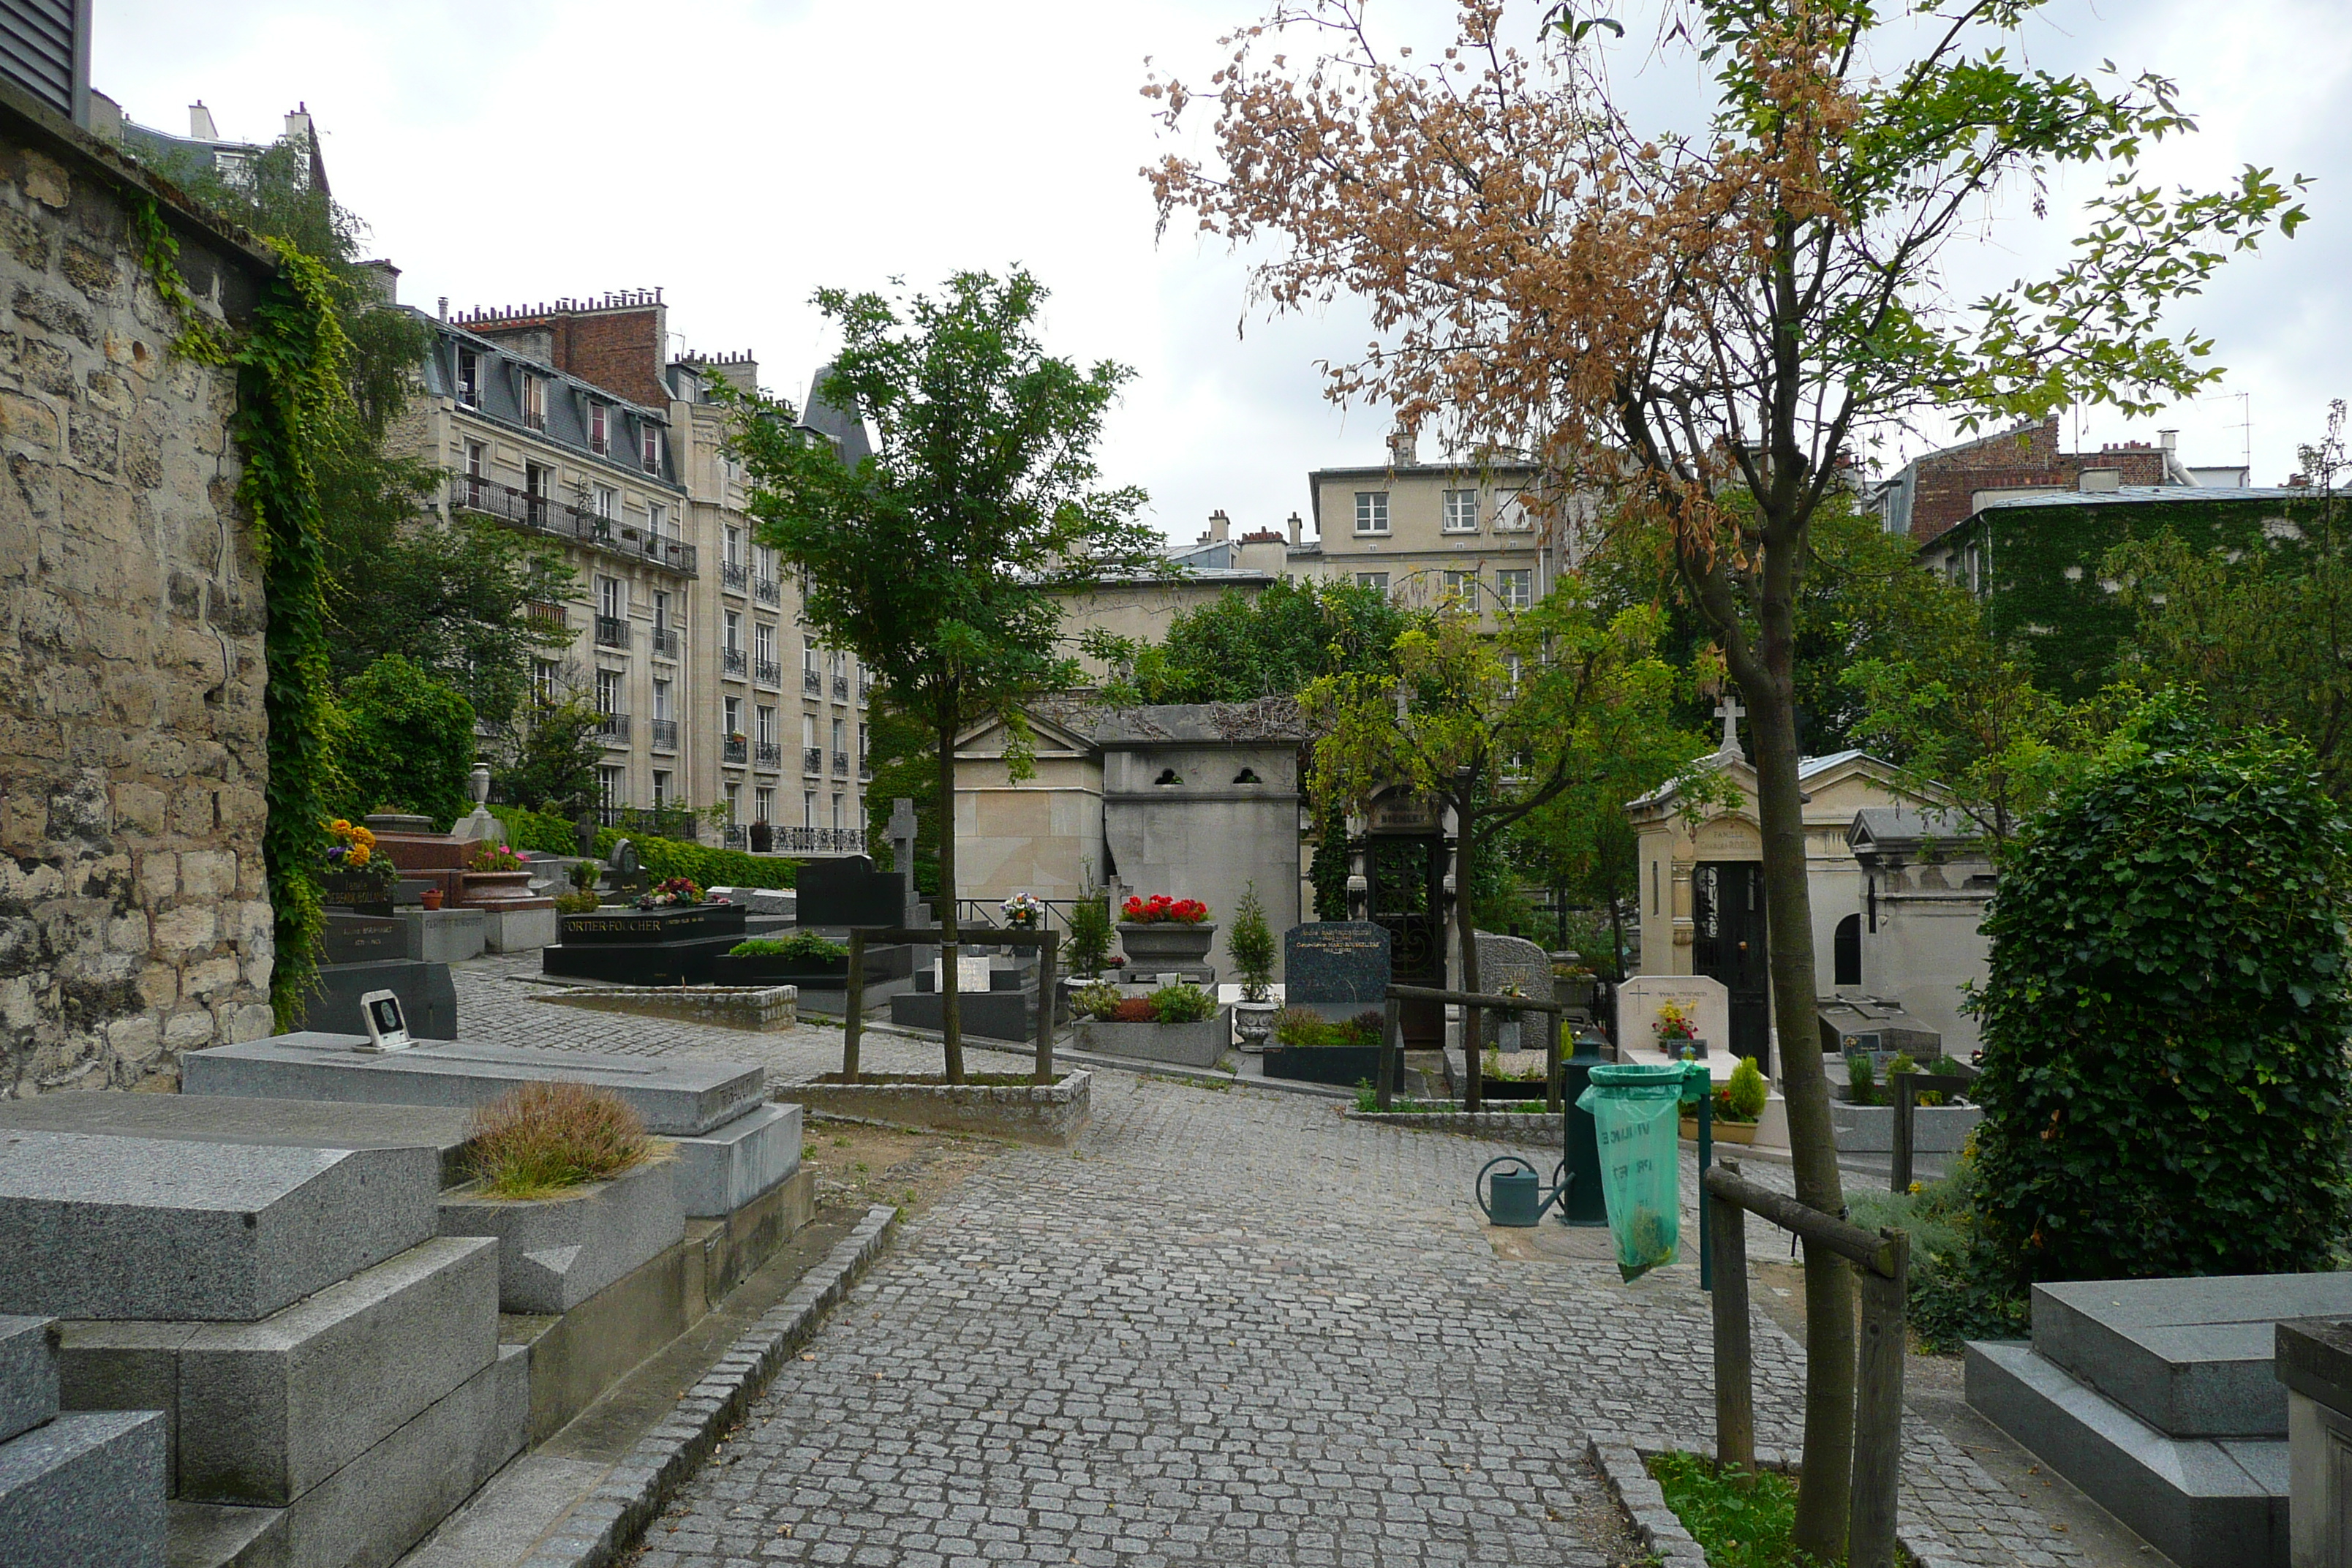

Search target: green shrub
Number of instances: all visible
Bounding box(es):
[489,804,796,890]
[1974,698,2352,1286]
[728,932,848,961]
[1149,983,1217,1024]
[334,655,475,828]
[1846,1052,1879,1107]
[1073,983,1125,1021]
[568,859,600,892]
[1226,881,1276,1001]
[1725,1055,1768,1121]
[1847,1141,2030,1351]
[1063,894,1112,978]
[553,890,599,915]
[1274,1006,1331,1047]
[469,1082,649,1199]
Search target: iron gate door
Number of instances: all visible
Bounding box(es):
[1692,860,1771,1071]
[1369,835,1447,1047]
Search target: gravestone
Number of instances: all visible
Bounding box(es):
[573,810,598,859]
[886,798,926,927]
[541,902,747,986]
[1615,973,1730,1063]
[1474,931,1555,1048]
[797,856,906,930]
[299,913,458,1041]
[1284,922,1392,1021]
[606,840,647,899]
[320,913,403,967]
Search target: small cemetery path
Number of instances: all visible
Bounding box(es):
[452,955,2103,1567]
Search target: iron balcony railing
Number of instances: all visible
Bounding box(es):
[723,824,747,849]
[777,826,866,854]
[594,615,630,649]
[802,746,823,774]
[860,757,872,780]
[753,659,782,687]
[722,736,749,766]
[720,561,748,593]
[755,741,783,769]
[525,599,568,635]
[451,475,696,576]
[598,804,700,842]
[857,674,872,701]
[802,669,823,696]
[649,719,679,751]
[752,576,780,605]
[598,712,630,746]
[722,647,747,678]
[831,675,850,701]
[832,750,851,776]
[650,626,680,660]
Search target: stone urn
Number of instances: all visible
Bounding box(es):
[1232,998,1279,1051]
[1118,921,1215,968]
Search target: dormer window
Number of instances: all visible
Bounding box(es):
[589,403,609,456]
[456,348,479,407]
[521,373,547,431]
[642,426,662,475]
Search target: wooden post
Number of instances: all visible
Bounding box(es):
[1034,933,1056,1085]
[1545,1007,1563,1115]
[1847,1228,1910,1568]
[843,930,865,1081]
[1377,996,1401,1111]
[1890,1071,1915,1193]
[1709,1157,1754,1471]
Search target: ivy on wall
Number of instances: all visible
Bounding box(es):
[135,198,349,1027]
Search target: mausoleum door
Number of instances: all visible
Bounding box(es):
[1692,860,1771,1072]
[1368,834,1447,1047]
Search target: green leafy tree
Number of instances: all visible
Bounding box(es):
[1972,695,2352,1286]
[490,690,605,821]
[330,655,475,827]
[712,270,1158,1079]
[1301,585,1695,1107]
[1086,577,1409,702]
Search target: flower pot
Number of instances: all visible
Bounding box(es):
[1232,999,1278,1051]
[1684,1117,1758,1145]
[421,887,445,911]
[1074,1013,1231,1068]
[1118,921,1215,968]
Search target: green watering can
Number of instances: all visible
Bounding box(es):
[1476,1154,1564,1227]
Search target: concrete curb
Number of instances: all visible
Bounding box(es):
[1341,1107,1562,1145]
[846,1019,1357,1101]
[1586,1432,1954,1568]
[515,1203,901,1568]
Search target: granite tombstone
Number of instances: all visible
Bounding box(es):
[1284,922,1392,1017]
[797,856,907,930]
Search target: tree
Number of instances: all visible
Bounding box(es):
[1088,576,1409,702]
[861,690,942,896]
[330,655,476,827]
[1300,584,1693,1108]
[713,271,1157,1080]
[1147,3,2304,1546]
[489,688,605,821]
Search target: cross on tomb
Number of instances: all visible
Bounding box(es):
[1715,693,1746,757]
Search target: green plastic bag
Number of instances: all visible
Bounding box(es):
[1577,1063,1707,1282]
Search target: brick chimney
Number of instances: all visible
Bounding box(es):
[456,290,670,407]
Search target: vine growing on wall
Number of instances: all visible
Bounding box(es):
[134,197,349,1026]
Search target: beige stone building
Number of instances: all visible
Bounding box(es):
[396,293,870,852]
[0,80,280,1094]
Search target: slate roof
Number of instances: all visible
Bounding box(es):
[801,363,872,467]
[415,312,683,492]
[1847,806,1983,854]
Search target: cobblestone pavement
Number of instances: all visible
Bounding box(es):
[453,955,2092,1566]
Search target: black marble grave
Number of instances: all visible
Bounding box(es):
[294,914,457,1039]
[890,954,1046,1041]
[1284,921,1392,1019]
[796,856,908,930]
[540,902,749,986]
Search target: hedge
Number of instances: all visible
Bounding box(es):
[489,805,798,891]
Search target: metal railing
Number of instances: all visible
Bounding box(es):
[525,599,568,635]
[832,750,851,776]
[722,736,748,766]
[598,804,701,842]
[649,718,679,751]
[775,825,865,854]
[802,746,823,774]
[593,615,630,650]
[723,824,747,849]
[752,576,780,605]
[831,675,850,701]
[857,675,872,701]
[451,475,696,576]
[755,741,783,769]
[650,626,680,660]
[722,647,747,678]
[753,659,782,687]
[802,669,823,696]
[597,712,630,746]
[720,561,748,592]
[859,757,872,780]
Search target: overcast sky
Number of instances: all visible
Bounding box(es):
[95,1,2348,545]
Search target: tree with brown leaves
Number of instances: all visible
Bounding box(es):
[1146,2,2304,1553]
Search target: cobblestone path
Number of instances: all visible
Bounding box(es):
[456,956,2093,1567]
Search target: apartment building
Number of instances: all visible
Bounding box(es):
[399,289,869,852]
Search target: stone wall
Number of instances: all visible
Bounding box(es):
[0,88,279,1096]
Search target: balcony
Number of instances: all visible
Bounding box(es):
[801,669,822,696]
[802,746,823,775]
[450,475,697,576]
[650,626,680,660]
[831,675,849,701]
[598,712,630,747]
[857,674,872,701]
[753,659,781,688]
[525,599,568,636]
[722,647,747,679]
[755,741,783,769]
[594,615,630,650]
[722,736,749,766]
[649,718,679,752]
[832,750,851,776]
[723,823,747,850]
[752,575,780,606]
[860,757,872,781]
[720,561,748,594]
[598,804,700,842]
[776,826,866,855]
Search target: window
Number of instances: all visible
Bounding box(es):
[803,791,816,828]
[725,782,741,823]
[648,501,668,537]
[723,611,742,652]
[724,526,742,568]
[832,794,843,830]
[589,403,609,456]
[754,622,774,660]
[652,679,672,721]
[754,786,774,823]
[802,643,818,676]
[1496,568,1534,610]
[831,717,845,752]
[642,425,662,475]
[1834,913,1862,987]
[532,660,558,703]
[756,706,776,745]
[457,350,480,407]
[651,589,670,632]
[802,713,817,748]
[524,461,548,500]
[464,440,485,478]
[1354,491,1390,534]
[723,696,742,735]
[598,766,623,809]
[1504,653,1523,693]
[1442,489,1479,532]
[1496,494,1534,532]
[652,769,670,807]
[594,668,622,714]
[829,649,846,679]
[1354,571,1390,597]
[1441,568,1477,603]
[521,373,546,431]
[598,576,624,618]
[592,483,617,522]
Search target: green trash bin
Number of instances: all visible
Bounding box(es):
[1576,1062,1709,1282]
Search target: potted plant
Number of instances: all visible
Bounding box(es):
[1071,981,1229,1068]
[1117,894,1215,969]
[1262,1007,1404,1090]
[1226,881,1278,1048]
[1063,892,1112,980]
[1654,1000,1705,1058]
[1684,1055,1769,1144]
[1000,892,1047,931]
[320,818,399,912]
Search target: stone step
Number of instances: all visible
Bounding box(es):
[2033,1273,2352,1439]
[0,1316,58,1444]
[0,1131,440,1323]
[0,1408,167,1568]
[1967,1338,2287,1568]
[61,1235,500,1507]
[440,1160,685,1315]
[167,1501,283,1568]
[0,1094,481,1189]
[185,1032,765,1137]
[671,1101,800,1218]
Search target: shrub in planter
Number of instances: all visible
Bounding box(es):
[1064,894,1114,979]
[1973,697,2352,1286]
[1846,1052,1879,1107]
[1148,983,1217,1024]
[1722,1055,1768,1121]
[731,932,849,962]
[1071,983,1124,1020]
[1273,1006,1330,1047]
[1110,998,1156,1023]
[1226,882,1276,1003]
[554,890,600,915]
[468,1082,649,1200]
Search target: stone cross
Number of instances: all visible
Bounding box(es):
[887,798,923,925]
[1714,693,1746,757]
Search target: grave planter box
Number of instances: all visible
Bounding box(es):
[317,871,396,915]
[1118,922,1215,968]
[1262,1044,1405,1090]
[435,1156,685,1315]
[1830,1101,1980,1155]
[1469,1079,1550,1101]
[1072,1011,1230,1068]
[556,904,746,944]
[709,951,851,987]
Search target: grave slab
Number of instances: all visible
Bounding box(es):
[183,1032,764,1137]
[437,1158,685,1314]
[0,1131,438,1322]
[392,908,485,965]
[1615,973,1730,1060]
[290,959,457,1042]
[0,1094,480,1189]
[0,1409,166,1568]
[669,1102,801,1217]
[1284,922,1390,1021]
[0,1316,56,1447]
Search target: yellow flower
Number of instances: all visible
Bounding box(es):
[347,845,370,867]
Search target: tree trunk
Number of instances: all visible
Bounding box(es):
[1608,894,1625,983]
[1743,666,1854,1561]
[1455,796,1482,1112]
[935,708,964,1084]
